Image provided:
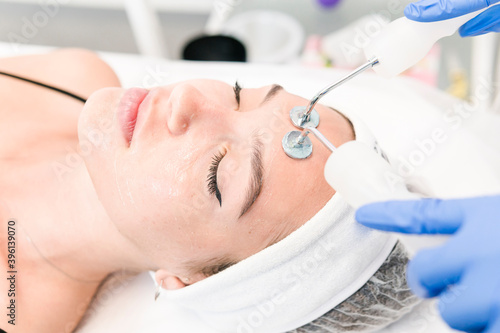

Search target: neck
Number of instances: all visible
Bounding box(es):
[1,153,154,284]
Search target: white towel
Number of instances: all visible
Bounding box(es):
[151,110,398,333]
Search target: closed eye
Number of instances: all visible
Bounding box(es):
[207,151,224,207]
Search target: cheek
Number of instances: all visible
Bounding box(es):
[85,145,216,251]
[86,155,164,242]
[113,160,181,221]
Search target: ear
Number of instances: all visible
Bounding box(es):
[154,269,188,290]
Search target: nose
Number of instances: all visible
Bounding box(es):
[167,83,220,135]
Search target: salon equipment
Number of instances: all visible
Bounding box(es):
[124,0,168,58]
[321,15,390,68]
[182,0,246,61]
[183,36,246,62]
[222,10,305,64]
[364,2,500,78]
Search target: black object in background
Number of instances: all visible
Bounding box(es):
[182,35,246,62]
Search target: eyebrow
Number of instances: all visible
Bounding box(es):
[239,135,264,218]
[260,84,283,106]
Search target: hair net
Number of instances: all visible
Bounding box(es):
[290,241,420,332]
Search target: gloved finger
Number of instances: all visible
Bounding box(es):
[436,261,500,332]
[405,0,498,22]
[406,242,464,298]
[485,308,500,333]
[485,282,500,333]
[355,198,464,234]
[459,5,500,37]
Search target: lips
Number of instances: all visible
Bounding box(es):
[117,87,150,145]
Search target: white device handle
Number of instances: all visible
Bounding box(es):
[364,3,499,78]
[324,141,419,209]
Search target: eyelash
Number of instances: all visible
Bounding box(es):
[207,151,224,207]
[234,81,241,107]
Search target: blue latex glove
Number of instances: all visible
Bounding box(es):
[405,0,500,37]
[356,196,500,333]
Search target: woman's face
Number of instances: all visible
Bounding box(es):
[78,79,353,284]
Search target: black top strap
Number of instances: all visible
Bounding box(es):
[0,71,87,103]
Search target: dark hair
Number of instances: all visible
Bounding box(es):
[200,260,238,277]
[182,254,238,278]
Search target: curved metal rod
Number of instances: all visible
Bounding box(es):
[300,57,379,126]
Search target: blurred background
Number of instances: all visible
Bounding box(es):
[0,0,498,100]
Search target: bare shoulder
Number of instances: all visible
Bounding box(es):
[0,48,121,99]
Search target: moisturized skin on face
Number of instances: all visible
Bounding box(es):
[78,79,354,288]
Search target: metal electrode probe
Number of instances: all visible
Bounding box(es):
[282,57,379,159]
[280,6,498,210]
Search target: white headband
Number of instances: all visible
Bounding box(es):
[152,108,397,333]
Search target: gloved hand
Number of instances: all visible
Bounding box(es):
[405,0,500,37]
[356,196,500,333]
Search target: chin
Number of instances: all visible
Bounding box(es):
[78,87,124,153]
[78,88,124,210]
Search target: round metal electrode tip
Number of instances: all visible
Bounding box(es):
[290,106,320,129]
[282,130,313,159]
